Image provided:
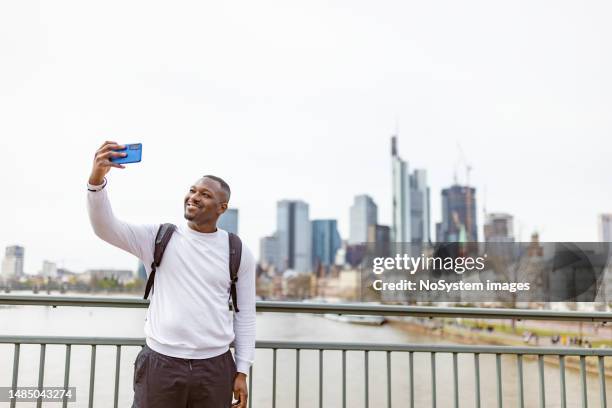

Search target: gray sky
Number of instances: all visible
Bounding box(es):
[1,0,610,274]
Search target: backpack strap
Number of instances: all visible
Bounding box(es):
[143,223,176,300]
[228,232,242,312]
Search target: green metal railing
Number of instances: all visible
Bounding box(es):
[0,295,610,408]
[1,295,610,321]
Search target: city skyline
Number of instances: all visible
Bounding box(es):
[4,168,610,277]
[2,137,610,276]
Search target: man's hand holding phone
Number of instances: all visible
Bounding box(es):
[88,141,128,186]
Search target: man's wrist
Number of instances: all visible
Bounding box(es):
[87,177,107,192]
[88,174,105,185]
[235,372,247,378]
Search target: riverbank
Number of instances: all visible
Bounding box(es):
[390,318,612,377]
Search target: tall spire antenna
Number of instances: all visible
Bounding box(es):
[391,116,400,157]
[394,115,399,137]
[483,184,488,217]
[391,135,398,157]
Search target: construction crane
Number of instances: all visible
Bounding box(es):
[455,142,475,241]
[455,142,473,187]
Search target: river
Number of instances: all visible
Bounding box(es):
[0,293,609,407]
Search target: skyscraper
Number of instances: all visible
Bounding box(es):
[484,213,514,242]
[259,234,280,271]
[311,219,342,273]
[137,261,147,281]
[277,200,311,273]
[40,260,58,279]
[2,245,24,279]
[349,195,377,244]
[368,224,392,257]
[436,185,478,242]
[484,213,514,260]
[218,208,239,235]
[367,225,391,245]
[391,136,430,244]
[600,214,612,242]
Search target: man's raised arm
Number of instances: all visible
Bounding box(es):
[87,141,156,266]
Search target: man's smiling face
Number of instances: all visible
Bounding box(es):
[184,177,228,225]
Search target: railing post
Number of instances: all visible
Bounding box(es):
[409,352,414,408]
[516,354,524,408]
[431,352,436,408]
[364,350,369,408]
[559,355,567,408]
[89,345,96,408]
[598,356,606,408]
[62,344,71,408]
[248,364,253,408]
[538,355,545,408]
[319,349,323,408]
[272,348,277,408]
[579,356,588,408]
[496,354,502,408]
[386,351,391,408]
[342,350,346,408]
[36,343,46,408]
[295,349,300,408]
[453,352,459,408]
[474,353,480,408]
[113,345,121,408]
[10,343,20,408]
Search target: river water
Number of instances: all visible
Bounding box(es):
[0,294,609,407]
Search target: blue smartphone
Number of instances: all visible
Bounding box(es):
[111,143,142,164]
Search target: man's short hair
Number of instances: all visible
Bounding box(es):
[202,175,231,202]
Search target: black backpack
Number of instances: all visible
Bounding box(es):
[143,223,243,312]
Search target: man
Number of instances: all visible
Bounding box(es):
[87,141,255,408]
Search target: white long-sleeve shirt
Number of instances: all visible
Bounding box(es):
[86,180,256,374]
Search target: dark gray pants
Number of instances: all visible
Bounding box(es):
[132,345,237,408]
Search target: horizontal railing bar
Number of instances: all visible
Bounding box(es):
[0,295,610,322]
[257,303,611,322]
[0,336,610,356]
[0,295,147,308]
[0,336,145,346]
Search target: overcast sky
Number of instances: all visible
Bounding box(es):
[1,0,610,274]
